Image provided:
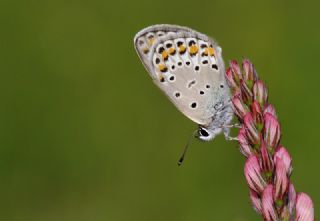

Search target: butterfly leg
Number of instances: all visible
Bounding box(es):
[222,128,239,141]
[225,136,239,141]
[222,123,242,128]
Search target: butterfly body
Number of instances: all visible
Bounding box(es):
[134,25,233,141]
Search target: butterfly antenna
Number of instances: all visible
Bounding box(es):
[177,130,197,166]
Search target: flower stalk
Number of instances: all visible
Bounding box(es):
[226,59,314,221]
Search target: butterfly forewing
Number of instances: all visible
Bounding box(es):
[134,24,229,126]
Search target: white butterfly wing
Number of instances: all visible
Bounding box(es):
[134,24,230,126]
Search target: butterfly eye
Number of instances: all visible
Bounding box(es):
[199,128,209,137]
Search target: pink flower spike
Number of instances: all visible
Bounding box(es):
[260,141,273,174]
[250,190,262,215]
[232,96,249,119]
[244,155,266,192]
[264,113,281,150]
[253,80,268,107]
[288,183,296,215]
[262,185,278,221]
[295,193,314,221]
[274,157,289,200]
[274,147,292,175]
[225,59,315,220]
[238,127,252,157]
[264,104,277,119]
[226,67,238,89]
[244,113,260,145]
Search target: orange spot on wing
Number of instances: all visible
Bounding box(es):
[203,49,209,56]
[143,48,149,54]
[159,75,165,82]
[207,47,215,56]
[179,45,186,53]
[168,47,175,55]
[189,45,198,55]
[161,50,169,60]
[158,64,167,72]
[148,37,155,46]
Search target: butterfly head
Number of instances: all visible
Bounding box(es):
[197,126,223,141]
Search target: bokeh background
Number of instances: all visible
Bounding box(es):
[0,0,319,220]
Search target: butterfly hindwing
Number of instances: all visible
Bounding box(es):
[134,24,229,126]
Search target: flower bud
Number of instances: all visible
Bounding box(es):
[274,147,292,175]
[243,59,258,81]
[251,101,263,127]
[230,60,241,80]
[250,190,262,215]
[262,185,278,221]
[244,155,266,193]
[244,113,260,145]
[260,141,273,175]
[242,59,257,89]
[295,193,314,221]
[264,113,281,151]
[263,104,277,118]
[232,96,249,119]
[240,79,253,104]
[226,67,238,89]
[288,183,296,215]
[238,127,252,157]
[242,59,252,81]
[274,157,289,200]
[253,80,268,107]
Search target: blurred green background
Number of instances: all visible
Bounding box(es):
[0,0,318,220]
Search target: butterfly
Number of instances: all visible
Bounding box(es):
[134,25,235,163]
